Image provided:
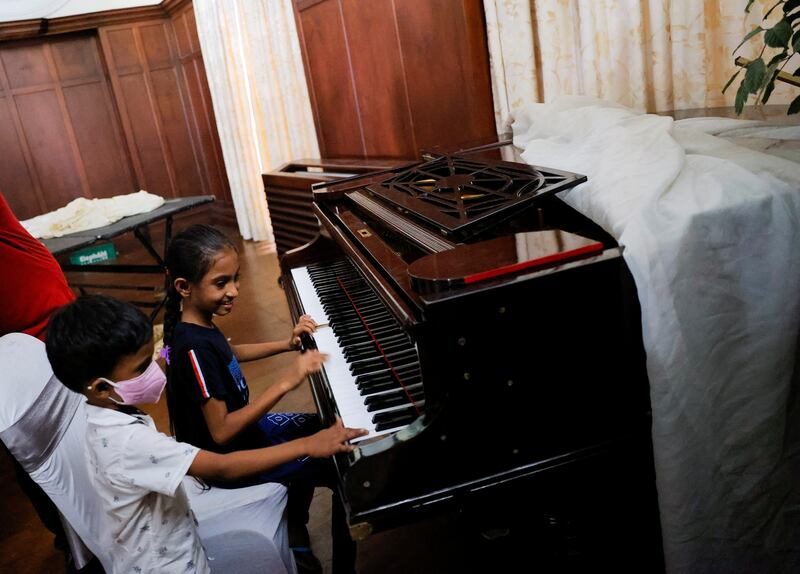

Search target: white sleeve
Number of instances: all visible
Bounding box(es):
[116,424,200,497]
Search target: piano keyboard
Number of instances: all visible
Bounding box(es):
[291,260,425,442]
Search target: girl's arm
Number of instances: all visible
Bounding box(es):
[231,315,317,363]
[188,417,367,481]
[201,350,327,445]
[232,340,293,362]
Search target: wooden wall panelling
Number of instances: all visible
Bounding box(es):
[294,0,497,160]
[0,88,44,219]
[170,4,231,203]
[339,0,416,158]
[295,0,366,158]
[0,33,137,218]
[50,34,137,199]
[0,1,228,219]
[100,24,174,197]
[393,0,496,152]
[99,19,206,200]
[141,20,206,197]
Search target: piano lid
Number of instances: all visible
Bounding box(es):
[359,153,587,240]
[408,230,604,294]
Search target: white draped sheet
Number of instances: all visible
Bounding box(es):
[512,97,800,573]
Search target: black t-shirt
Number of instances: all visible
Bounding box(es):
[168,322,264,454]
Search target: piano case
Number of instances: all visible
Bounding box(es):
[279,144,659,559]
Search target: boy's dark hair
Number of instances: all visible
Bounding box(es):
[163,224,236,346]
[46,295,153,393]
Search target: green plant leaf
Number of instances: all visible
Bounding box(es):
[733,26,763,54]
[722,69,742,94]
[765,18,792,47]
[788,94,800,114]
[743,58,767,93]
[795,31,800,51]
[762,71,779,104]
[735,82,749,115]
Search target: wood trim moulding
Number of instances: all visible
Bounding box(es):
[162,0,193,16]
[0,0,192,42]
[0,18,48,40]
[295,0,329,11]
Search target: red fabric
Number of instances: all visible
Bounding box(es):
[0,194,75,340]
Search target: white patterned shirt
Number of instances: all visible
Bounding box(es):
[84,404,209,573]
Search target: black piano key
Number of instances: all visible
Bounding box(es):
[359,374,422,395]
[344,340,412,362]
[356,364,420,387]
[349,349,418,375]
[365,387,424,411]
[373,407,421,432]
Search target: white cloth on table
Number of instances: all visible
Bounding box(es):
[512,97,800,573]
[21,190,164,239]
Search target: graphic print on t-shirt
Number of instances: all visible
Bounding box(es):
[227,355,249,403]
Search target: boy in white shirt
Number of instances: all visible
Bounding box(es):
[45,295,366,574]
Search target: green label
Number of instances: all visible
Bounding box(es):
[68,243,117,266]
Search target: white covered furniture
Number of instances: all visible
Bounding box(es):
[513,98,800,572]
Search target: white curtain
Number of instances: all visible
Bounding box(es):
[483,0,540,136]
[484,0,798,133]
[194,0,319,244]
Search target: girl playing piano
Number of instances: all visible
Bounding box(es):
[163,224,361,574]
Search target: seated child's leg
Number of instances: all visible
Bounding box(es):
[258,413,356,573]
[255,412,326,484]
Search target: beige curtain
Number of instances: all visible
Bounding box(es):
[194,0,319,244]
[484,0,798,132]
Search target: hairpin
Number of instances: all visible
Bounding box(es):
[159,345,171,365]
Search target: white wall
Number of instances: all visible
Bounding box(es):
[0,0,160,22]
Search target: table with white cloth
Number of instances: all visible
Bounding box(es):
[41,195,214,320]
[510,97,800,573]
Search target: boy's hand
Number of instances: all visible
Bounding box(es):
[305,417,368,457]
[287,350,327,390]
[289,314,318,350]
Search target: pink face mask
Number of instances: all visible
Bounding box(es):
[101,361,167,405]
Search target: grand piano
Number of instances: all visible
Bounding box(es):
[279,143,660,558]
